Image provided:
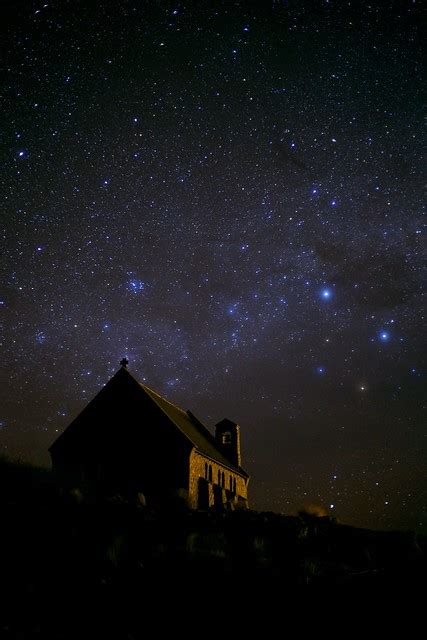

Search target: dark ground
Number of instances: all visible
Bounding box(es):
[0,458,424,636]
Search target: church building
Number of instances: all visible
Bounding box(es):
[49,360,249,509]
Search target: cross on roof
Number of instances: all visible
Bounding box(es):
[120,357,129,368]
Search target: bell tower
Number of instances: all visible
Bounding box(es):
[215,418,241,468]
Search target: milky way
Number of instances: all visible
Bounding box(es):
[1,1,425,530]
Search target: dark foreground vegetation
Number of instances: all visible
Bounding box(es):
[0,457,424,636]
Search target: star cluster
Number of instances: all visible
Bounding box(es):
[1,1,425,530]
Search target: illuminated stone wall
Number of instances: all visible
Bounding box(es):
[188,449,248,510]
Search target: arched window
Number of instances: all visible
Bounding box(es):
[204,463,208,479]
[229,476,233,491]
[217,470,221,485]
[233,478,236,493]
[208,466,212,482]
[221,472,225,488]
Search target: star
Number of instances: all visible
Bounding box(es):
[320,288,332,300]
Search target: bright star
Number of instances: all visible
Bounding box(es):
[320,288,332,299]
[379,331,390,342]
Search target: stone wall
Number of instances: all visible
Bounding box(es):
[188,449,248,510]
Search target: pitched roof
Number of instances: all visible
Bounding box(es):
[50,367,249,478]
[138,379,249,477]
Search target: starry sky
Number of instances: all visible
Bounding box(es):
[1,0,425,531]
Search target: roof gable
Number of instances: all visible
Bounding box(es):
[49,366,190,453]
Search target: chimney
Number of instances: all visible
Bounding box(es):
[215,418,241,468]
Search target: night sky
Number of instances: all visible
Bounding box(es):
[1,0,425,531]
